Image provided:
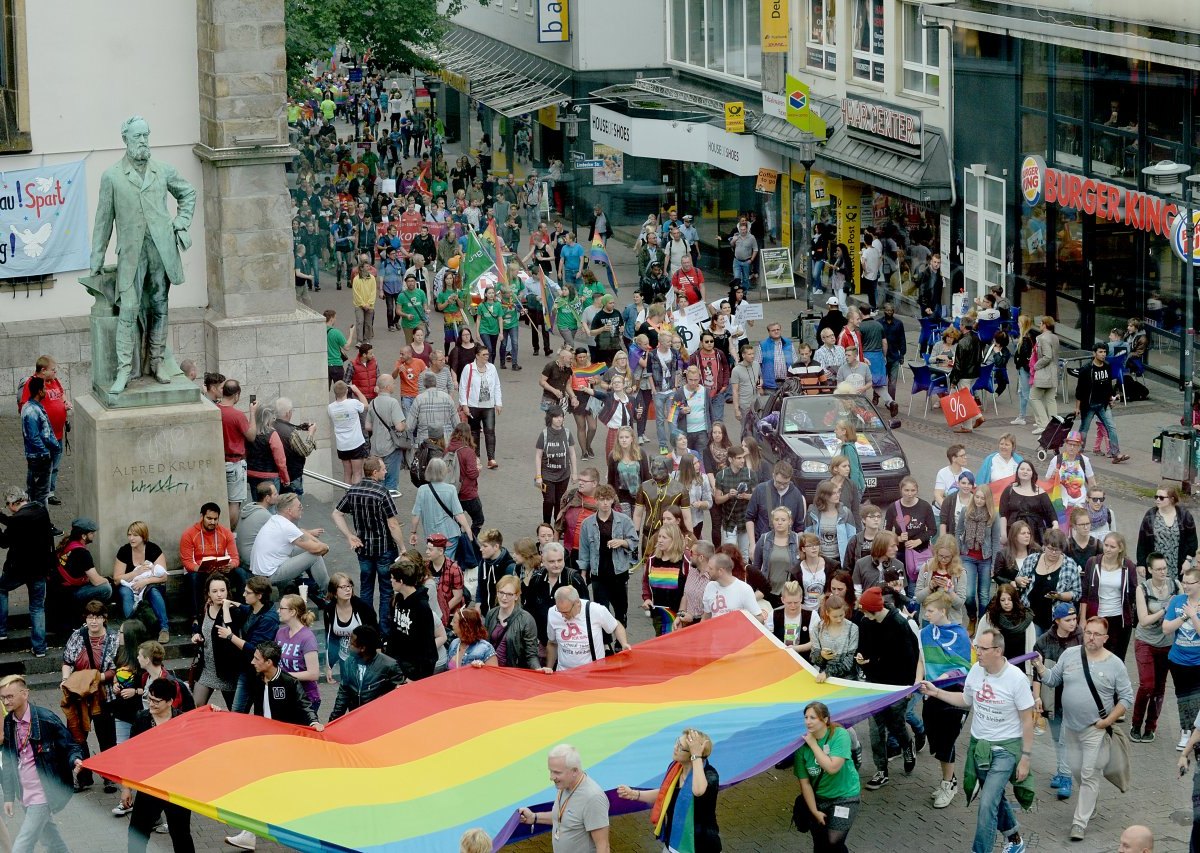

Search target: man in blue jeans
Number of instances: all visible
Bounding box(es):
[20,377,59,511]
[0,487,53,657]
[729,219,759,288]
[331,456,404,638]
[919,626,1035,853]
[1074,343,1130,464]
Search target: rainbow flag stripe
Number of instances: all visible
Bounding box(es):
[82,615,913,852]
[647,563,681,589]
[988,473,1069,526]
[573,363,607,379]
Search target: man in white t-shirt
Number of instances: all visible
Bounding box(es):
[250,493,332,594]
[327,380,369,485]
[543,586,629,672]
[919,626,1034,853]
[701,553,766,623]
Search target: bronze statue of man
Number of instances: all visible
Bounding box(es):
[90,115,197,395]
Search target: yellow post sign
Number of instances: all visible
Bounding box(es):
[762,0,789,53]
[725,101,745,134]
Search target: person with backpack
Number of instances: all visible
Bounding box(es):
[446,422,482,538]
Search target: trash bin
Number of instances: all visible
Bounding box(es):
[1157,429,1195,482]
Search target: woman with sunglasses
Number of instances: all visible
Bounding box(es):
[1084,490,1116,539]
[617,729,722,852]
[1136,482,1198,581]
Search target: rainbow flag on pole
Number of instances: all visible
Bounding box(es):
[82,615,917,853]
[589,234,619,295]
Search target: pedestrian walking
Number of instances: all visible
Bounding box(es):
[1073,343,1130,463]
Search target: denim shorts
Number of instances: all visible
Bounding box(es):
[225,460,248,503]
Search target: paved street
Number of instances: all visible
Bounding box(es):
[0,199,1194,851]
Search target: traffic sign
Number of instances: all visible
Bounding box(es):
[574,159,606,169]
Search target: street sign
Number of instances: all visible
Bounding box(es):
[574,159,606,169]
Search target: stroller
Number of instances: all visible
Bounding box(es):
[1035,413,1076,462]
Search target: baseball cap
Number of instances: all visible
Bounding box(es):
[427,533,450,548]
[826,296,840,306]
[682,214,694,221]
[72,517,99,533]
[1052,602,1077,621]
[860,586,885,613]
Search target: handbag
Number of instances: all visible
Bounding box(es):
[1079,648,1132,792]
[939,385,981,428]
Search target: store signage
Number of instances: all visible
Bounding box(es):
[755,169,779,193]
[633,79,726,113]
[762,91,786,119]
[785,74,827,138]
[589,105,633,151]
[1021,153,1199,264]
[438,69,469,95]
[841,95,922,158]
[725,101,745,134]
[536,0,570,42]
[762,0,789,53]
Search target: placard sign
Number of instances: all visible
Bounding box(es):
[759,246,796,301]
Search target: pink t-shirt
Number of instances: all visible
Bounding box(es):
[14,708,46,806]
[276,626,320,706]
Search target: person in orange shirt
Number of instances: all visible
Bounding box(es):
[178,502,241,613]
[391,346,427,414]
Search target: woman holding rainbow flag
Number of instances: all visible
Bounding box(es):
[617,728,722,852]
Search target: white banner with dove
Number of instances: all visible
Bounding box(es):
[0,160,89,278]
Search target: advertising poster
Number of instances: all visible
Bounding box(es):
[759,246,796,300]
[593,143,624,186]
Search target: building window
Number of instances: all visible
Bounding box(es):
[852,0,884,83]
[526,0,534,15]
[0,0,29,154]
[806,0,837,73]
[668,0,762,83]
[901,4,938,97]
[964,170,1006,297]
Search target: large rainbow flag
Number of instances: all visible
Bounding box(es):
[83,614,914,852]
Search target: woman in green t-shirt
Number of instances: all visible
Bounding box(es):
[499,290,524,371]
[555,284,581,348]
[794,701,861,851]
[477,286,504,361]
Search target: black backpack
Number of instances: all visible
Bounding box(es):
[409,439,441,487]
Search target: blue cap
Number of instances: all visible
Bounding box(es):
[1052,602,1077,621]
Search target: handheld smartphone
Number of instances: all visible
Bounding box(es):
[249,394,257,404]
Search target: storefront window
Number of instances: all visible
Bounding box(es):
[668,0,761,83]
[1054,120,1083,169]
[807,0,837,73]
[1055,48,1085,120]
[1089,53,1139,183]
[1021,42,1047,110]
[852,0,885,84]
[901,3,939,97]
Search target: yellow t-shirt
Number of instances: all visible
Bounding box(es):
[352,274,378,309]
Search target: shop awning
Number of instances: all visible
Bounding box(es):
[922,0,1200,70]
[415,29,570,117]
[756,102,954,202]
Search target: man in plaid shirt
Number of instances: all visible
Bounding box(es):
[332,456,404,637]
[408,373,459,446]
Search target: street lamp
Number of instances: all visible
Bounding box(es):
[796,132,818,310]
[1142,161,1198,439]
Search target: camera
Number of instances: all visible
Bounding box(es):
[297,422,311,431]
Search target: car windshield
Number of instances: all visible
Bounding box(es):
[780,395,885,434]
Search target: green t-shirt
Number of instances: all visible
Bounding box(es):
[438,287,470,323]
[326,326,348,367]
[320,99,335,120]
[396,289,427,330]
[502,301,521,330]
[287,104,301,124]
[583,280,608,301]
[794,726,859,800]
[478,301,503,336]
[556,299,579,331]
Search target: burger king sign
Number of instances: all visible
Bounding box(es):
[1021,155,1046,206]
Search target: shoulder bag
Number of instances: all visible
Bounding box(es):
[1079,649,1132,792]
[427,484,479,579]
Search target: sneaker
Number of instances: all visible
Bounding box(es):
[158,630,170,643]
[851,746,863,771]
[1031,425,1044,435]
[34,651,46,658]
[111,802,133,817]
[1003,837,1027,853]
[1111,453,1130,464]
[1070,824,1086,841]
[932,777,957,809]
[913,730,927,753]
[225,830,257,850]
[103,782,120,794]
[659,447,670,456]
[1180,729,1192,750]
[1141,729,1156,743]
[1049,773,1068,789]
[865,771,889,790]
[902,743,916,774]
[47,494,62,506]
[154,820,170,834]
[1009,417,1027,425]
[1129,726,1146,743]
[1057,776,1072,800]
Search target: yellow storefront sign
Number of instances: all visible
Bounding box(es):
[538,104,559,130]
[761,0,789,53]
[438,69,470,95]
[725,101,745,134]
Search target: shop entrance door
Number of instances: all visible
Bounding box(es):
[963,170,1006,300]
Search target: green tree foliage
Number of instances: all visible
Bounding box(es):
[286,0,473,89]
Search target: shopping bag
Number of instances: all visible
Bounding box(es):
[939,386,981,427]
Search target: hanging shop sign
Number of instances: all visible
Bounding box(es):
[755,169,779,193]
[438,69,469,95]
[537,0,570,42]
[1021,154,1199,265]
[725,101,746,134]
[761,0,789,53]
[840,95,922,158]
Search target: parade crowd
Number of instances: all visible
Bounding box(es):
[0,66,1175,853]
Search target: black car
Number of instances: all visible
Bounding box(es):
[743,380,911,505]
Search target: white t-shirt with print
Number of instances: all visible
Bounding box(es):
[702,578,763,619]
[327,398,366,451]
[964,662,1034,741]
[547,601,619,671]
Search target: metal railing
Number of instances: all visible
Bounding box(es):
[303,468,403,503]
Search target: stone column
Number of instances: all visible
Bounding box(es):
[195,0,331,495]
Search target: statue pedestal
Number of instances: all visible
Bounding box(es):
[74,394,226,567]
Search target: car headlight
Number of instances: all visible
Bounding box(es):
[801,460,830,474]
[880,457,906,471]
